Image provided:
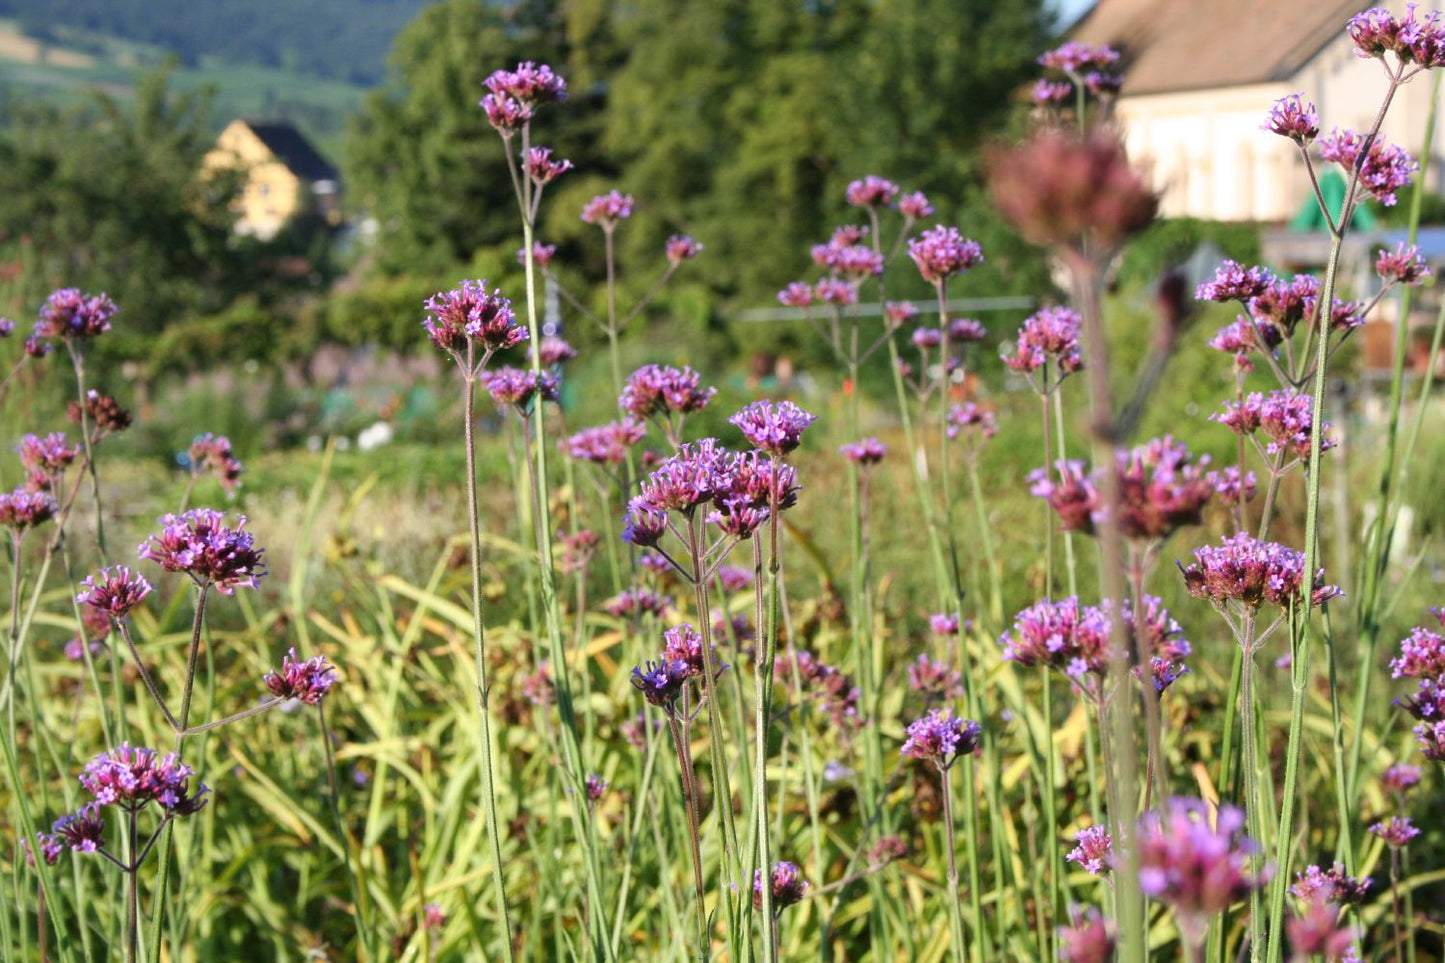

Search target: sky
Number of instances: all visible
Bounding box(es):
[1051,0,1094,28]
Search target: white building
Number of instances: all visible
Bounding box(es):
[1073,0,1442,222]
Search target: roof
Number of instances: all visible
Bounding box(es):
[240,120,338,182]
[1071,0,1366,96]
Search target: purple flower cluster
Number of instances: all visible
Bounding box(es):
[580,190,634,227]
[137,509,267,594]
[519,242,556,269]
[1002,306,1083,382]
[908,654,964,702]
[839,437,887,465]
[188,433,244,493]
[33,288,117,341]
[482,367,560,409]
[69,389,132,436]
[480,62,565,133]
[627,439,799,544]
[630,624,727,713]
[907,226,984,284]
[1066,825,1112,877]
[539,336,577,365]
[1368,816,1420,848]
[603,587,674,619]
[1290,863,1373,904]
[1213,390,1337,461]
[18,433,79,478]
[777,282,814,308]
[1376,242,1432,284]
[898,191,934,219]
[753,861,810,911]
[665,234,703,263]
[775,650,861,728]
[79,743,210,814]
[1038,41,1120,74]
[1135,799,1266,939]
[620,364,716,420]
[565,419,647,465]
[1205,466,1258,506]
[0,489,57,530]
[846,175,899,208]
[1057,906,1116,963]
[1195,260,1275,303]
[1033,79,1073,105]
[1349,5,1445,67]
[900,708,982,769]
[524,147,572,184]
[1390,614,1445,760]
[423,280,527,357]
[77,567,153,619]
[1179,533,1341,612]
[813,241,884,279]
[264,648,337,706]
[1263,94,1320,145]
[1317,127,1417,207]
[1381,763,1422,795]
[53,803,105,853]
[584,774,608,802]
[729,399,817,455]
[662,624,727,682]
[1390,625,1445,679]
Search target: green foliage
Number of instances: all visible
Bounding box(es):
[1115,217,1262,287]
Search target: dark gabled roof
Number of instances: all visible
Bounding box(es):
[241,120,338,182]
[1071,0,1366,96]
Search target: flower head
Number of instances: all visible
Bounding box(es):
[1264,94,1320,145]
[54,803,105,853]
[479,93,532,133]
[519,242,557,269]
[1038,41,1120,74]
[846,175,900,208]
[1390,624,1445,679]
[1135,799,1267,939]
[1349,5,1445,67]
[483,62,567,104]
[539,336,577,365]
[1180,533,1340,612]
[662,623,727,680]
[1382,763,1422,795]
[264,648,336,706]
[18,433,79,476]
[1033,79,1074,105]
[77,567,153,618]
[69,390,132,435]
[753,861,810,912]
[1368,816,1420,848]
[1290,863,1373,904]
[603,586,674,619]
[34,288,117,341]
[901,709,982,768]
[525,147,572,185]
[584,774,608,802]
[1376,242,1432,285]
[1205,466,1257,506]
[580,190,634,227]
[565,419,647,465]
[620,364,716,420]
[187,434,244,493]
[0,489,57,530]
[665,234,703,263]
[1213,390,1336,461]
[1317,128,1417,207]
[1058,906,1116,963]
[138,510,266,593]
[728,400,816,455]
[629,659,690,710]
[80,744,210,814]
[908,655,964,701]
[814,278,858,305]
[898,191,934,219]
[423,281,526,357]
[1067,825,1113,877]
[907,226,984,284]
[839,437,887,465]
[1196,260,1276,303]
[777,282,815,308]
[483,367,559,409]
[23,831,63,866]
[1286,894,1358,963]
[1002,305,1083,379]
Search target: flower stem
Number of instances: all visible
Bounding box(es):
[940,764,968,961]
[667,714,709,962]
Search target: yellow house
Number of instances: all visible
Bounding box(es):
[203,119,341,240]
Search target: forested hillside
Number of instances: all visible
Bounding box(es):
[0,0,427,83]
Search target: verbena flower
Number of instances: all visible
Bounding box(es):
[480,93,532,133]
[1038,41,1120,74]
[867,835,909,868]
[539,336,577,365]
[558,530,599,574]
[1248,273,1318,333]
[584,774,608,802]
[1349,5,1445,67]
[1205,466,1258,506]
[728,400,817,455]
[22,831,63,866]
[603,587,674,619]
[636,439,731,513]
[777,282,815,308]
[0,489,57,530]
[519,243,556,269]
[1213,390,1337,461]
[580,190,634,227]
[839,438,887,465]
[907,226,984,284]
[665,234,703,263]
[911,327,942,349]
[620,364,716,420]
[187,434,244,493]
[1317,127,1417,207]
[754,861,810,911]
[137,509,267,594]
[77,567,153,618]
[1376,242,1431,284]
[898,191,934,219]
[1290,863,1373,904]
[661,624,727,681]
[69,390,132,435]
[524,147,572,184]
[520,660,554,707]
[1084,71,1121,97]
[1033,79,1073,105]
[1367,816,1420,848]
[776,650,860,728]
[1057,906,1116,963]
[0,318,12,337]
[1399,676,1445,721]
[1416,719,1445,761]
[1263,94,1320,145]
[1208,317,1280,371]
[1390,624,1445,679]
[34,288,117,341]
[949,318,987,342]
[845,175,899,208]
[482,367,559,409]
[23,336,51,358]
[930,613,961,636]
[908,655,964,701]
[18,433,79,475]
[264,648,336,706]
[716,564,753,592]
[1196,260,1276,303]
[1134,799,1267,941]
[423,280,526,357]
[1066,825,1112,877]
[884,301,919,327]
[423,903,446,932]
[900,709,982,769]
[621,497,670,548]
[1001,597,1105,687]
[79,744,209,814]
[1002,305,1083,379]
[483,62,567,104]
[1032,437,1213,542]
[1179,533,1340,612]
[1381,763,1422,795]
[629,659,690,710]
[565,419,647,465]
[53,803,105,853]
[815,278,858,305]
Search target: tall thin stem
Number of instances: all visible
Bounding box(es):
[667,714,708,962]
[940,764,968,961]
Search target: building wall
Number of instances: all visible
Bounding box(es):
[1113,1,1445,223]
[202,121,304,240]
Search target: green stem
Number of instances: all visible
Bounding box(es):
[940,764,968,962]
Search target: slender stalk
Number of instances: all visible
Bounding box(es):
[125,810,138,963]
[460,368,517,959]
[940,764,968,961]
[1238,614,1263,962]
[667,714,709,962]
